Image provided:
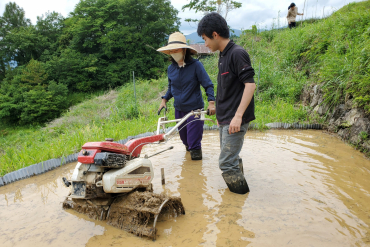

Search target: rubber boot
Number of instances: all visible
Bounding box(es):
[185,146,189,152]
[190,149,202,160]
[238,158,244,174]
[222,170,250,194]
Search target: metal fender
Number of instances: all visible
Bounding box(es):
[102,158,154,193]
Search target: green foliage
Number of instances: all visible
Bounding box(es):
[0,7,63,76]
[20,81,68,124]
[359,131,369,141]
[0,25,48,66]
[260,30,275,43]
[0,0,180,125]
[45,48,100,91]
[182,0,242,21]
[51,0,179,92]
[0,60,68,124]
[251,25,257,36]
[0,2,30,32]
[0,2,31,79]
[36,11,65,59]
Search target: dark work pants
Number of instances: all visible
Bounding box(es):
[289,22,296,29]
[175,109,204,150]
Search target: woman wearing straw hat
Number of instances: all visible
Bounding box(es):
[157,32,215,160]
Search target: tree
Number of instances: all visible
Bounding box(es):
[36,11,65,56]
[45,48,99,92]
[0,26,48,66]
[20,80,68,124]
[52,0,180,92]
[0,2,31,81]
[182,0,242,22]
[0,2,30,34]
[0,59,68,124]
[0,10,64,69]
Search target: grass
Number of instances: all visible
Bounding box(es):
[1,1,369,176]
[0,77,176,175]
[244,1,370,113]
[0,60,309,176]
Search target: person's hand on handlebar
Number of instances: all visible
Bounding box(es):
[207,101,216,115]
[158,98,167,115]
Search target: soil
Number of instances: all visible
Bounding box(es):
[1,130,370,246]
[106,191,185,238]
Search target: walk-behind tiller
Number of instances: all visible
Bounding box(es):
[62,109,213,240]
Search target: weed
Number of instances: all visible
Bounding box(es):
[359,131,369,141]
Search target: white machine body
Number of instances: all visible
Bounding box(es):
[102,158,153,193]
[68,158,154,198]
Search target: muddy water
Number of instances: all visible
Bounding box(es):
[1,130,370,247]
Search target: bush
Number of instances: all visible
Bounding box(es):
[0,59,68,125]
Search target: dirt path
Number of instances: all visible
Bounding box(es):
[1,130,369,246]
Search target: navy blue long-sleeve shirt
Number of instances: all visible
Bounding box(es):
[162,58,215,113]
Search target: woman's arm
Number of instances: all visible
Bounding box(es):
[158,77,173,112]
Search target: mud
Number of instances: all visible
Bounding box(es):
[1,130,370,246]
[106,191,185,239]
[62,198,110,221]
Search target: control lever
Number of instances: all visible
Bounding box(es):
[147,146,174,158]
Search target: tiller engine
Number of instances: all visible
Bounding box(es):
[62,109,212,240]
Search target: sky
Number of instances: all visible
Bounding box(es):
[0,0,364,35]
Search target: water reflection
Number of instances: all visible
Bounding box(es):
[0,164,105,247]
[4,194,8,206]
[14,188,23,203]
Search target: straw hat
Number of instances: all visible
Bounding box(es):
[157,32,198,55]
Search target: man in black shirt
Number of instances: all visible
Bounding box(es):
[197,13,256,194]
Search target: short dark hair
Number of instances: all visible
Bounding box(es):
[169,48,194,63]
[197,12,230,39]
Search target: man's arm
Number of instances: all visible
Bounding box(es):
[229,83,256,134]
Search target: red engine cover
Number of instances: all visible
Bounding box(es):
[78,149,100,164]
[124,134,165,158]
[82,141,130,154]
[77,134,165,163]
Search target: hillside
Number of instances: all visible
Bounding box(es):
[237,0,370,153]
[1,1,370,176]
[186,29,242,44]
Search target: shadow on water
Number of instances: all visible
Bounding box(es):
[0,130,369,247]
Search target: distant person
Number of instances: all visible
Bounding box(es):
[157,32,216,161]
[197,13,256,194]
[287,2,304,29]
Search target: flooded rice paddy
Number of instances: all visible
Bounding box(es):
[1,130,370,247]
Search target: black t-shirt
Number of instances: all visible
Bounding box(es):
[216,40,256,125]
